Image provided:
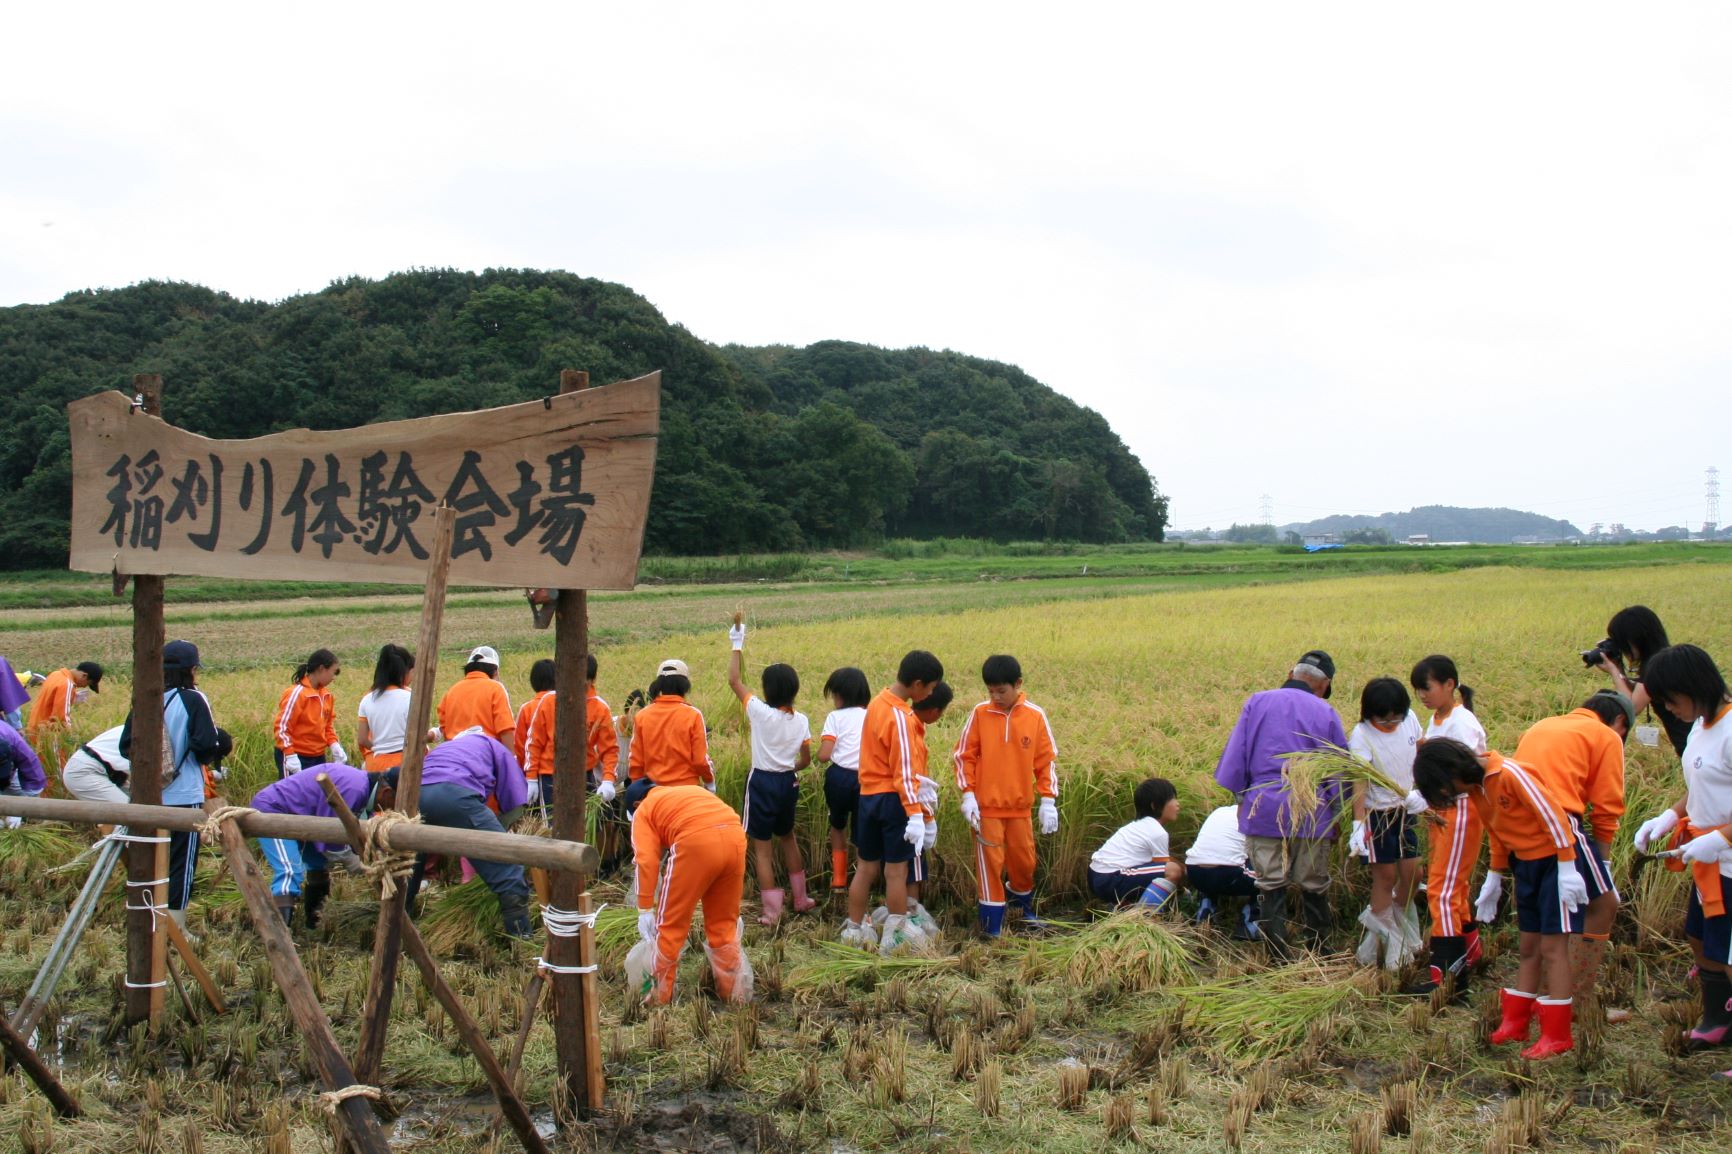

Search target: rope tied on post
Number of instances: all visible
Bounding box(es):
[359,809,421,898]
[317,1084,383,1113]
[199,805,259,841]
[540,902,606,938]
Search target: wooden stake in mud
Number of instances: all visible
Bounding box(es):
[202,803,390,1154]
[124,372,169,1026]
[315,775,550,1154]
[549,367,604,1117]
[0,1006,81,1117]
[354,504,456,1088]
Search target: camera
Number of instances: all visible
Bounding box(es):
[1580,638,1622,669]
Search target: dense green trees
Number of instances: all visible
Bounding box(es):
[0,270,1167,568]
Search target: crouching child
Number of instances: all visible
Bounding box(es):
[1088,778,1186,910]
[250,764,387,928]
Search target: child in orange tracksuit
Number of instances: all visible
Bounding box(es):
[438,645,515,744]
[1414,739,1587,1060]
[628,783,751,1004]
[953,655,1059,936]
[273,648,345,777]
[519,654,621,817]
[1407,654,1487,996]
[613,660,712,803]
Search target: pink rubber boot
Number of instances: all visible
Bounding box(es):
[788,871,817,913]
[757,888,785,926]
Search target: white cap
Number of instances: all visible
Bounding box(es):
[469,646,501,666]
[657,658,689,679]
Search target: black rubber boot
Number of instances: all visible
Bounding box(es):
[1258,887,1293,959]
[1688,969,1732,1048]
[1402,934,1469,1000]
[274,898,296,928]
[1301,890,1333,952]
[498,893,533,940]
[303,869,331,931]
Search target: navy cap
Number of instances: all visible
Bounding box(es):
[163,640,202,671]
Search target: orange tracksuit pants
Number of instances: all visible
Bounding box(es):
[651,824,747,1004]
[1426,796,1482,938]
[974,814,1036,905]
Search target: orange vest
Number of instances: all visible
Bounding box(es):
[627,695,712,787]
[438,671,514,740]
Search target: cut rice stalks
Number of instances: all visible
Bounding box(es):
[1275,743,1403,836]
[1026,910,1196,992]
[1150,957,1374,1057]
[788,940,961,987]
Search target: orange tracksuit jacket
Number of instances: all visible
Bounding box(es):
[1471,752,1577,870]
[438,672,514,741]
[26,668,75,740]
[858,688,924,816]
[273,677,337,756]
[1511,708,1625,845]
[625,694,712,787]
[953,693,1059,903]
[517,690,620,781]
[632,785,746,1003]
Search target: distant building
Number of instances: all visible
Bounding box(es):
[1405,534,1430,545]
[1302,533,1340,548]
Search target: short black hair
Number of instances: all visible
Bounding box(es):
[897,650,943,687]
[761,663,800,709]
[586,652,599,682]
[1607,605,1670,667]
[1359,677,1410,722]
[913,681,953,717]
[822,667,871,709]
[529,658,557,694]
[75,660,104,687]
[1579,691,1633,737]
[1641,644,1730,723]
[464,659,499,678]
[1412,738,1484,809]
[1134,778,1177,821]
[981,654,1022,687]
[1411,654,1475,713]
[658,674,691,697]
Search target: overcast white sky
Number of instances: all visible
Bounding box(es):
[4,3,1727,531]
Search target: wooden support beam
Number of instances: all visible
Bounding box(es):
[0,1008,80,1117]
[355,504,455,1091]
[202,805,390,1154]
[316,774,550,1154]
[489,970,546,1147]
[549,367,602,1119]
[164,909,226,1014]
[125,371,168,1027]
[0,797,597,874]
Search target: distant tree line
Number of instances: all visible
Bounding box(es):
[0,270,1168,567]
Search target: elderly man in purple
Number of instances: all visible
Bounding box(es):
[1,718,48,828]
[393,727,533,938]
[1214,649,1347,956]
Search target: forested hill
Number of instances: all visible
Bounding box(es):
[1287,506,1583,542]
[0,270,1167,568]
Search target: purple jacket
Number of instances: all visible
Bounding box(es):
[0,659,30,716]
[0,720,46,794]
[251,763,374,853]
[421,732,528,812]
[1214,682,1348,839]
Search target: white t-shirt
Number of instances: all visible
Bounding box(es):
[358,687,413,756]
[820,706,866,769]
[1091,816,1170,873]
[1348,711,1423,809]
[76,725,130,773]
[1683,706,1732,878]
[746,697,812,774]
[1185,805,1249,868]
[1426,706,1487,756]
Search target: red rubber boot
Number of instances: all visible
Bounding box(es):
[1521,998,1574,1059]
[1488,989,1538,1045]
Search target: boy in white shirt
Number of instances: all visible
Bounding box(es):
[1089,778,1186,909]
[1185,802,1261,938]
[727,621,814,926]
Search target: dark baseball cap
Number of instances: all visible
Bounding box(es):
[75,661,104,692]
[1298,650,1336,680]
[163,640,202,671]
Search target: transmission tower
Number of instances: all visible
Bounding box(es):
[1708,467,1721,536]
[1259,494,1274,525]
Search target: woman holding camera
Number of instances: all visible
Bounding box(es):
[1593,605,1693,757]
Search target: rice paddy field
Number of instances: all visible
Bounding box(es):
[2,551,1731,1153]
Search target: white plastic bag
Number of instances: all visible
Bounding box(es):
[624,938,657,1003]
[703,918,754,1003]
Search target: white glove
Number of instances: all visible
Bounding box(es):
[960,791,981,831]
[1404,790,1429,816]
[74,688,91,704]
[330,742,349,765]
[208,766,227,783]
[903,812,926,847]
[922,819,938,853]
[4,816,20,830]
[637,910,658,945]
[728,623,746,650]
[283,753,302,775]
[705,779,717,793]
[916,775,940,810]
[1556,859,1588,912]
[1038,797,1059,836]
[525,778,541,806]
[1348,820,1369,858]
[426,726,442,745]
[1680,829,1731,866]
[1474,872,1504,924]
[1634,809,1680,853]
[597,780,617,803]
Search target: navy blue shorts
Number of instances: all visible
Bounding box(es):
[824,764,859,833]
[274,749,327,779]
[1186,863,1258,898]
[1685,885,1732,965]
[856,792,915,865]
[1367,807,1418,864]
[1089,864,1164,905]
[1510,853,1582,935]
[1567,815,1619,901]
[743,770,799,840]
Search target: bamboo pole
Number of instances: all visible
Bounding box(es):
[202,805,390,1154]
[315,774,551,1154]
[0,1009,80,1117]
[355,504,455,1090]
[12,834,124,1037]
[549,366,602,1118]
[124,369,168,1026]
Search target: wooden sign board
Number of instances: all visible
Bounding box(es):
[68,373,660,590]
